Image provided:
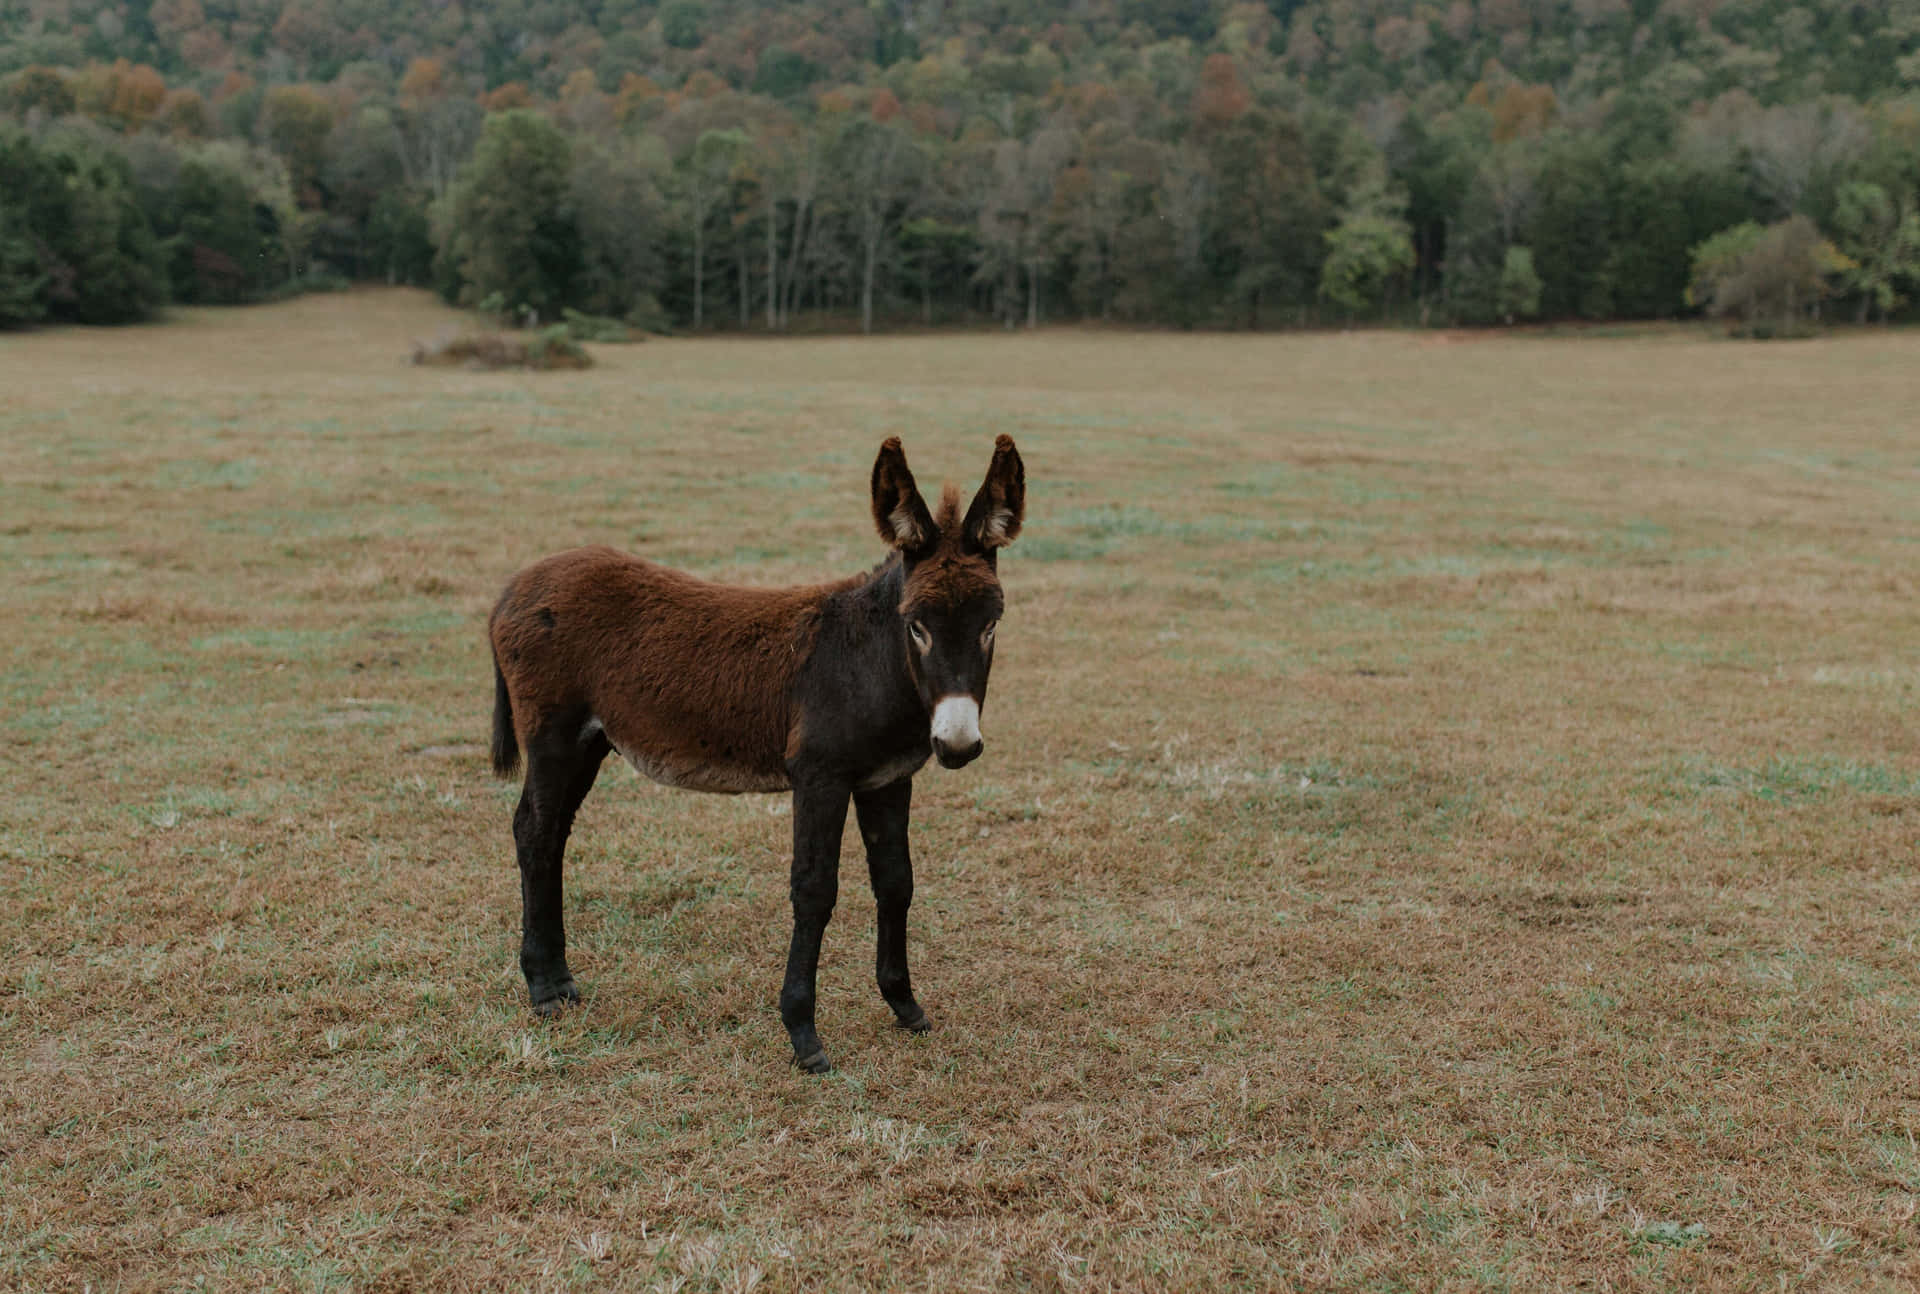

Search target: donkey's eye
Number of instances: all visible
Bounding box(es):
[909,621,932,652]
[981,621,997,651]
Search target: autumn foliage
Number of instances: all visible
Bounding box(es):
[74,60,168,132]
[1,0,1919,334]
[1190,54,1250,132]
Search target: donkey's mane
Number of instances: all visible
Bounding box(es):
[933,483,963,532]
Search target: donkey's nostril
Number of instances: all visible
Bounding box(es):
[933,737,983,769]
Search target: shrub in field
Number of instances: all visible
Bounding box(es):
[561,306,647,342]
[410,324,592,370]
[522,323,592,367]
[1689,215,1853,338]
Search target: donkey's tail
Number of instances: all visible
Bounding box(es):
[490,650,520,779]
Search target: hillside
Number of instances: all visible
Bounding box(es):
[2,0,1918,332]
[6,0,1919,108]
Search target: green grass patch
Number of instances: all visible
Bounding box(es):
[1678,756,1920,801]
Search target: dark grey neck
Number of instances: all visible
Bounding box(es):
[852,554,906,620]
[793,554,925,773]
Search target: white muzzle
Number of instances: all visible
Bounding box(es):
[930,695,982,768]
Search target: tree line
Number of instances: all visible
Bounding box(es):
[3,8,1919,334]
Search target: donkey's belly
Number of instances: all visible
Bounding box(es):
[621,745,791,794]
[589,719,791,794]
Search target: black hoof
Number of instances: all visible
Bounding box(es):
[530,979,580,1016]
[894,1010,932,1033]
[795,1050,833,1074]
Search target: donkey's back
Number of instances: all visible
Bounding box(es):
[490,545,848,795]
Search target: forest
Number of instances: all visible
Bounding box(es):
[2,0,1919,333]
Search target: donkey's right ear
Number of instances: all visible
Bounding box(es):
[871,437,937,554]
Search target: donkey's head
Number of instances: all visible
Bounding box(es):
[870,435,1026,770]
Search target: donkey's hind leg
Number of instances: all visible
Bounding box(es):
[513,714,610,1015]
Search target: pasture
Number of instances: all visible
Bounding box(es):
[3,291,1919,1290]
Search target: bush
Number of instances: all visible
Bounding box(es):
[410,326,592,371]
[1689,216,1853,338]
[524,323,593,367]
[561,307,647,342]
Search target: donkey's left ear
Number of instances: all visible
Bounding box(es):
[963,434,1025,553]
[872,436,938,555]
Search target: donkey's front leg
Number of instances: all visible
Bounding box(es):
[854,779,930,1033]
[780,776,849,1073]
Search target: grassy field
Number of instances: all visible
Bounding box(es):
[3,290,1919,1290]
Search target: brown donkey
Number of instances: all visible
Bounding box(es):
[488,436,1025,1073]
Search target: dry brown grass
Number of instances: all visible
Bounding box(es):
[4,289,1920,1290]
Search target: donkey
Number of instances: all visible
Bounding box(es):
[487,436,1025,1073]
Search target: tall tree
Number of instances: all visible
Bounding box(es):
[1388,107,1484,306]
[1050,121,1158,321]
[1319,183,1416,318]
[261,85,336,207]
[829,114,922,333]
[437,109,582,319]
[157,152,272,303]
[33,128,168,322]
[972,125,1072,328]
[1831,181,1920,322]
[1151,142,1213,327]
[0,128,51,325]
[1601,157,1748,317]
[393,58,482,199]
[1743,99,1871,217]
[1208,108,1327,327]
[678,126,749,329]
[571,133,669,321]
[1526,131,1616,318]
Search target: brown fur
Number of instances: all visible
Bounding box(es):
[490,546,860,793]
